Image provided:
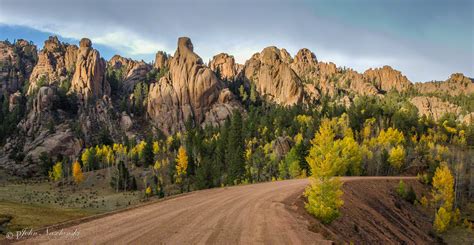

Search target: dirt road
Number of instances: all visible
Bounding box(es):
[15,176,416,245]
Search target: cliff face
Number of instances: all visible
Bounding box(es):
[70,38,110,101]
[363,66,412,92]
[415,73,474,96]
[209,53,242,81]
[240,46,304,105]
[108,55,152,92]
[147,37,241,135]
[0,39,37,95]
[154,51,169,71]
[28,36,77,94]
[410,96,461,121]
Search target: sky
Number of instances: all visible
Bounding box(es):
[0,0,472,82]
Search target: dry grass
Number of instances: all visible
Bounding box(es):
[0,201,94,235]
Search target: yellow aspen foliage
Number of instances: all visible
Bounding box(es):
[153,141,160,154]
[434,207,451,233]
[420,196,429,208]
[154,160,161,171]
[410,134,418,144]
[432,163,454,210]
[442,120,457,134]
[145,186,152,196]
[377,127,405,147]
[72,161,84,184]
[305,118,346,224]
[339,135,362,176]
[106,149,115,166]
[452,208,461,224]
[294,133,303,145]
[136,141,147,160]
[175,146,188,183]
[49,162,63,181]
[304,177,344,224]
[388,145,406,170]
[296,114,312,127]
[81,148,92,170]
[166,136,174,149]
[362,118,376,140]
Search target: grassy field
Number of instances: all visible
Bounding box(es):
[0,201,94,235]
[0,169,147,236]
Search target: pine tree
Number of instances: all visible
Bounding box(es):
[143,135,154,167]
[226,111,245,185]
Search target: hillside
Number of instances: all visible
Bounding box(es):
[0,35,473,244]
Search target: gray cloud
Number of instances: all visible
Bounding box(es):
[0,0,472,82]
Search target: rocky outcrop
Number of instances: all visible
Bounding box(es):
[147,37,241,134]
[0,39,37,95]
[108,55,152,92]
[28,36,78,94]
[363,66,412,92]
[290,48,318,80]
[8,91,22,111]
[410,96,460,121]
[415,73,474,96]
[240,46,304,105]
[209,53,242,81]
[70,38,110,101]
[154,51,169,71]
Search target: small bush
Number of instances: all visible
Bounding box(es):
[396,180,417,204]
[396,180,406,197]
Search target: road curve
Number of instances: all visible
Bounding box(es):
[16,176,416,245]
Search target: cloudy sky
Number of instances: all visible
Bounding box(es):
[0,0,472,82]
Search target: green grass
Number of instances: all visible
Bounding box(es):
[0,201,94,234]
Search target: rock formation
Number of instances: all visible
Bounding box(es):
[209,53,243,81]
[154,51,169,71]
[290,48,318,80]
[415,73,474,96]
[410,96,461,121]
[108,55,152,92]
[240,46,304,105]
[28,36,78,94]
[0,39,37,95]
[363,66,412,92]
[70,38,110,100]
[147,37,241,134]
[288,48,379,98]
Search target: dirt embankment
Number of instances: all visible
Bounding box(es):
[7,177,440,245]
[293,178,438,244]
